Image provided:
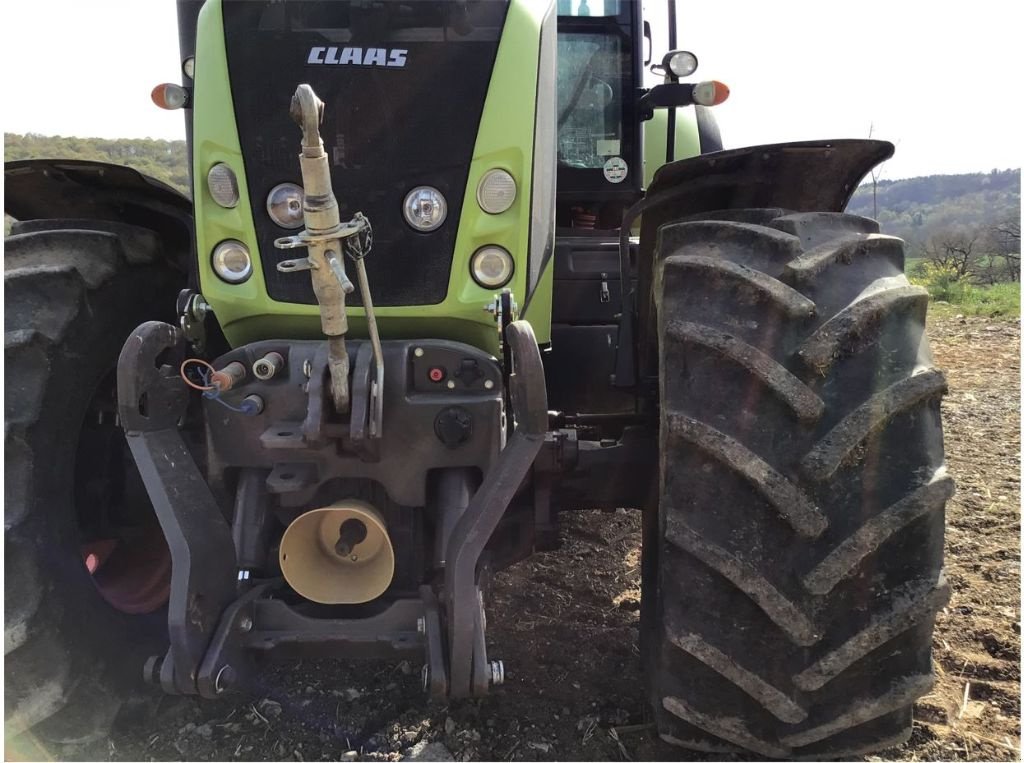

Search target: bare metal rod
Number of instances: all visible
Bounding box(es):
[353,257,384,438]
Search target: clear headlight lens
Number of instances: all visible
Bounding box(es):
[476,169,516,214]
[267,182,305,229]
[470,246,514,289]
[207,163,239,208]
[403,186,447,231]
[211,240,252,284]
[667,50,699,78]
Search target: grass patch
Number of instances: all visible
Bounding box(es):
[917,280,1020,319]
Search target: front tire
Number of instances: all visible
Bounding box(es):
[645,210,950,758]
[4,222,180,744]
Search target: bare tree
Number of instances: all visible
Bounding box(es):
[988,218,1021,282]
[865,123,898,221]
[919,229,982,281]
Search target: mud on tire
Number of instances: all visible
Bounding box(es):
[4,221,180,744]
[645,210,950,758]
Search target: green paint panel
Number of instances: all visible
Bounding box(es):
[192,0,549,355]
[642,107,702,187]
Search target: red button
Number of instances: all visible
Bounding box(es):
[428,367,446,382]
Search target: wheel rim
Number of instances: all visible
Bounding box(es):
[81,523,171,614]
[76,370,172,615]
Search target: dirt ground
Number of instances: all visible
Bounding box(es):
[50,315,1020,762]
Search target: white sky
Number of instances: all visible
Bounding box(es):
[3,0,1022,180]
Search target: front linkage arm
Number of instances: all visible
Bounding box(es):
[444,320,548,697]
[117,321,238,696]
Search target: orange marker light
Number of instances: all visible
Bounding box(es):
[151,83,189,110]
[692,80,730,107]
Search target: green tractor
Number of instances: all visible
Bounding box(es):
[4,0,950,757]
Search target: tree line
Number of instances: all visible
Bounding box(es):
[845,168,1021,286]
[4,133,189,195]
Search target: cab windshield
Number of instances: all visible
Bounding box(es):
[557,31,625,169]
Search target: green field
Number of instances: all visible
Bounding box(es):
[916,279,1020,319]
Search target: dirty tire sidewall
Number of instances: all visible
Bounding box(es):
[644,210,950,759]
[5,230,179,744]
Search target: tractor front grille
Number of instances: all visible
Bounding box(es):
[223,0,510,306]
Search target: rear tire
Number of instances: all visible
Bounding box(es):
[4,222,180,744]
[644,210,950,758]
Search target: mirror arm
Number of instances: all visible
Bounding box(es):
[637,83,695,122]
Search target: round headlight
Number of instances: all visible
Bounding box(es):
[403,186,447,232]
[470,246,514,289]
[211,240,252,284]
[267,183,305,229]
[476,169,517,214]
[182,56,196,79]
[207,163,239,208]
[667,50,699,79]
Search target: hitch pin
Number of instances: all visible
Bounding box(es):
[324,249,356,295]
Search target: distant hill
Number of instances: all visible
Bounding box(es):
[4,133,189,195]
[847,168,1020,245]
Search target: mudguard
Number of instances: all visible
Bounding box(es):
[4,159,193,257]
[616,139,895,388]
[643,139,893,223]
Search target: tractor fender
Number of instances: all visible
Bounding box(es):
[614,139,894,388]
[644,138,893,220]
[4,159,194,268]
[635,138,895,306]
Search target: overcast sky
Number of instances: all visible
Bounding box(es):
[3,0,1021,180]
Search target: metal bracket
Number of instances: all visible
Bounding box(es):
[420,586,448,698]
[117,321,238,696]
[177,290,210,353]
[277,257,316,273]
[274,221,367,295]
[197,583,271,698]
[349,343,381,462]
[444,321,547,697]
[274,220,365,249]
[301,343,330,446]
[485,290,518,427]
